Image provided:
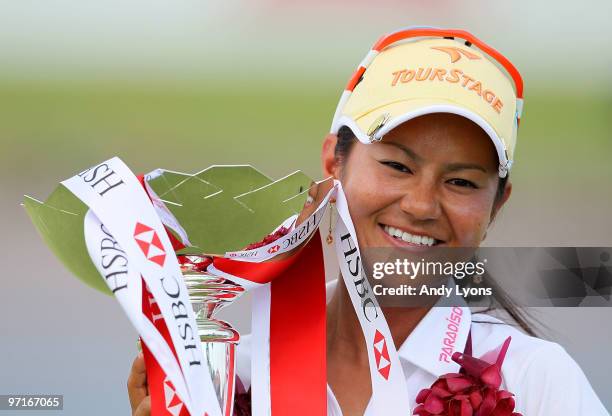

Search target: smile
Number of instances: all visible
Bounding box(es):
[381,224,439,247]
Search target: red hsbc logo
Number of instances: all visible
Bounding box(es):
[134,222,166,267]
[373,329,391,380]
[267,244,280,254]
[163,377,184,416]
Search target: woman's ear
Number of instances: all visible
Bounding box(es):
[321,133,340,179]
[490,180,512,224]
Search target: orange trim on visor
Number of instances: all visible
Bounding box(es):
[344,28,523,101]
[346,66,366,91]
[372,28,523,98]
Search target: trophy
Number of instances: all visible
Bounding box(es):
[183,269,243,416]
[24,162,317,416]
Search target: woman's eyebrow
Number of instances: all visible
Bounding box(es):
[382,142,423,162]
[445,162,487,173]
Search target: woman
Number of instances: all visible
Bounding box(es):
[128,28,609,415]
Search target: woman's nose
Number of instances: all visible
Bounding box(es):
[398,179,442,221]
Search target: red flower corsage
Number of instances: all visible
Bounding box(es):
[414,336,522,416]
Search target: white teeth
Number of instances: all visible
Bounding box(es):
[383,225,436,246]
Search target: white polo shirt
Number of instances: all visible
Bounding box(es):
[236,280,609,415]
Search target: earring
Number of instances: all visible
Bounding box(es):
[326,203,334,245]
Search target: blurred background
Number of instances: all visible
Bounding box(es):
[1,0,611,414]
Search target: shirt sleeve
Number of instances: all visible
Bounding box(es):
[517,342,609,415]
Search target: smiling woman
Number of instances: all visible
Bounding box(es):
[331,115,506,250]
[127,28,609,416]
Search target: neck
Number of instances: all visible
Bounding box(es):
[326,276,431,364]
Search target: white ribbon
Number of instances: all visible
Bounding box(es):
[333,180,412,414]
[83,210,194,414]
[63,157,221,416]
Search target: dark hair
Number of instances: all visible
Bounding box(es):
[334,125,538,337]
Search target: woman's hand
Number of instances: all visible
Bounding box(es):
[294,178,335,227]
[128,353,151,416]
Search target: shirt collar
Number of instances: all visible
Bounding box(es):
[397,292,471,377]
[325,279,471,377]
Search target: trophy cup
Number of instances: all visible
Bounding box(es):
[182,265,244,416]
[25,163,315,416]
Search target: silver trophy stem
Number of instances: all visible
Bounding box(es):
[184,270,244,416]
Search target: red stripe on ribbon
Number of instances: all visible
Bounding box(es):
[270,231,327,415]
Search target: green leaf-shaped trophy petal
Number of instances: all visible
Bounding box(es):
[23,185,112,295]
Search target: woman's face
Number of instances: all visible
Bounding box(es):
[322,113,511,250]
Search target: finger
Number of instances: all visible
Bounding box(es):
[315,177,334,205]
[128,353,148,412]
[295,178,334,226]
[295,182,319,225]
[133,395,151,416]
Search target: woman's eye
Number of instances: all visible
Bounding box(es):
[447,178,478,189]
[380,161,412,173]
